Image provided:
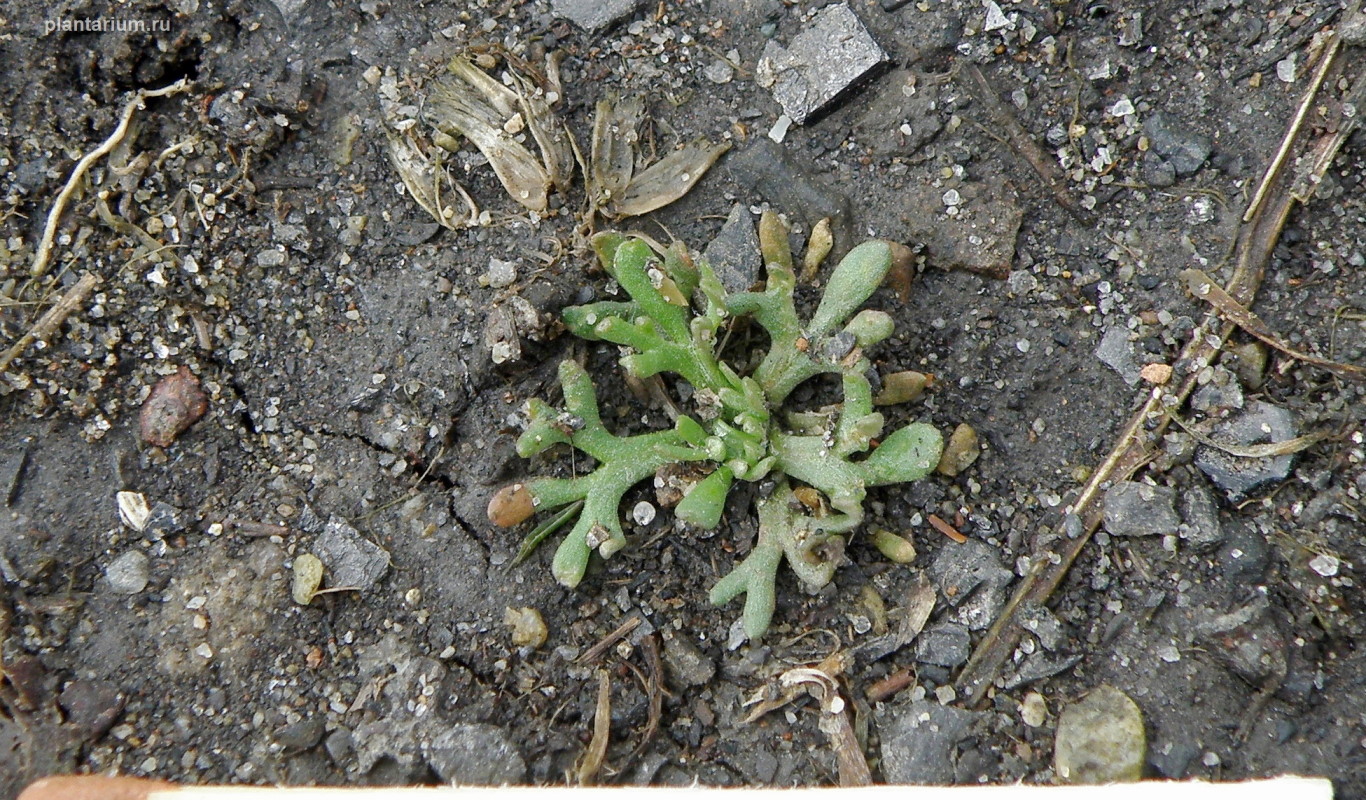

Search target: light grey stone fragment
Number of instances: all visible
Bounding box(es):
[551,0,639,31]
[106,550,150,594]
[313,516,389,591]
[661,630,716,687]
[425,723,527,785]
[1179,485,1224,550]
[927,537,1013,630]
[703,204,762,293]
[756,4,888,124]
[1054,685,1146,784]
[1194,400,1298,499]
[1102,481,1180,537]
[1096,326,1140,385]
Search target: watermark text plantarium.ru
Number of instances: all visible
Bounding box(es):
[44,16,171,35]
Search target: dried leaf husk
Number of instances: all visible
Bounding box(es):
[427,59,552,211]
[609,138,731,218]
[385,132,478,230]
[589,94,644,211]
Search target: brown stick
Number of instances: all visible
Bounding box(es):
[963,63,1096,225]
[0,272,100,374]
[955,37,1358,708]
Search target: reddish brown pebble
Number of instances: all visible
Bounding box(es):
[20,776,175,800]
[139,367,208,447]
[487,483,535,527]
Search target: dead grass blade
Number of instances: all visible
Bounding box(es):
[610,138,732,219]
[30,79,191,279]
[575,669,612,785]
[1164,410,1331,459]
[1180,268,1366,379]
[955,36,1360,708]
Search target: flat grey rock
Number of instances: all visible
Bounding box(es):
[756,4,887,124]
[927,537,1013,630]
[425,723,527,785]
[1102,481,1180,537]
[551,0,639,31]
[1145,112,1212,177]
[1095,326,1140,385]
[105,550,150,594]
[880,700,987,783]
[1194,400,1298,499]
[661,630,716,687]
[913,621,971,667]
[703,204,762,293]
[313,516,389,591]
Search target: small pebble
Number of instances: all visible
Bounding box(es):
[1021,692,1048,727]
[486,259,517,289]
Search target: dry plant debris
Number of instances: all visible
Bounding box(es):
[489,213,943,639]
[382,50,729,229]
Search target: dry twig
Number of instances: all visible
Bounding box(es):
[955,35,1360,707]
[0,272,101,374]
[1181,268,1366,379]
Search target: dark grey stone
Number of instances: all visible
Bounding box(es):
[727,139,852,238]
[275,717,326,750]
[1190,367,1244,414]
[703,204,762,293]
[1004,652,1083,690]
[756,4,888,124]
[1102,481,1180,537]
[1179,485,1224,551]
[880,700,988,783]
[914,621,972,667]
[1194,401,1298,499]
[1217,520,1270,582]
[143,502,186,541]
[1145,112,1212,177]
[425,723,527,785]
[1149,739,1200,779]
[927,537,1013,630]
[1194,596,1288,687]
[324,728,354,765]
[551,0,639,31]
[313,517,389,591]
